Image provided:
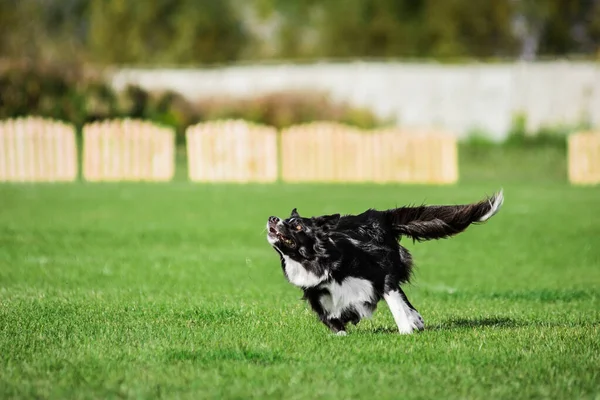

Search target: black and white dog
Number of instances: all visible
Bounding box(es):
[266,190,504,335]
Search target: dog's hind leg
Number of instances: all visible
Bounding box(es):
[305,290,347,335]
[383,276,424,334]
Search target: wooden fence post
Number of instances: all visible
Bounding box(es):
[0,116,77,182]
[568,132,600,185]
[281,123,458,184]
[186,119,278,183]
[82,119,175,182]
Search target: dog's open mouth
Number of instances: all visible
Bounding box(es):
[268,225,295,246]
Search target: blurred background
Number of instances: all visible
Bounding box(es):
[3,3,600,398]
[1,0,599,183]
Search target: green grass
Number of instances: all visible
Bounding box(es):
[1,147,599,399]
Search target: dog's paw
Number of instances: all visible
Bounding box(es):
[397,311,425,334]
[336,330,348,336]
[408,310,425,331]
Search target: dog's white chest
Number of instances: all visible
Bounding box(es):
[319,277,376,319]
[282,255,327,288]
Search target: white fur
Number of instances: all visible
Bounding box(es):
[347,238,362,247]
[266,234,278,246]
[478,190,504,222]
[383,290,424,334]
[319,277,376,319]
[266,222,281,246]
[282,254,328,288]
[266,222,327,288]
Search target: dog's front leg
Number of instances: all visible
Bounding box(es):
[315,315,346,335]
[305,291,347,335]
[322,316,347,335]
[383,287,424,334]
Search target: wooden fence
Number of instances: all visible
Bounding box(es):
[82,119,175,182]
[186,120,278,182]
[568,132,600,185]
[280,122,458,184]
[0,117,77,182]
[1,117,460,184]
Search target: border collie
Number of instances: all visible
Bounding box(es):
[265,190,504,335]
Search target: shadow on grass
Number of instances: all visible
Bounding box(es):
[361,316,598,335]
[359,317,520,335]
[427,316,524,331]
[427,289,598,303]
[367,326,407,335]
[428,316,599,332]
[352,317,523,335]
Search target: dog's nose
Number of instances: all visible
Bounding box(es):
[269,216,279,224]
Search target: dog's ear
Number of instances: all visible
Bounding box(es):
[290,208,300,218]
[313,214,340,228]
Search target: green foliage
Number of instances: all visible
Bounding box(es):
[462,127,499,148]
[518,0,600,56]
[2,62,590,150]
[0,0,89,62]
[88,0,248,65]
[313,0,516,59]
[503,113,583,149]
[462,112,586,152]
[424,0,517,58]
[1,0,600,64]
[1,181,599,398]
[0,62,85,124]
[459,113,583,184]
[0,64,385,142]
[0,63,194,141]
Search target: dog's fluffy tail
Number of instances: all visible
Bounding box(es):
[388,190,504,241]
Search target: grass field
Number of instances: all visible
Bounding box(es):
[1,147,599,399]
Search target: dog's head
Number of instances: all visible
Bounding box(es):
[266,208,340,260]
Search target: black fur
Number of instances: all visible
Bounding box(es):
[266,191,504,335]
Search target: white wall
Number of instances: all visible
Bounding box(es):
[109,61,600,141]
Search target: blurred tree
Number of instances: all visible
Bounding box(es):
[249,0,429,59]
[0,0,20,57]
[513,0,600,59]
[247,0,322,59]
[512,0,550,60]
[88,0,248,64]
[1,0,599,65]
[262,0,516,59]
[539,0,600,56]
[423,0,517,58]
[0,0,89,62]
[316,0,410,58]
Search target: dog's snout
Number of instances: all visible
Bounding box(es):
[269,216,279,224]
